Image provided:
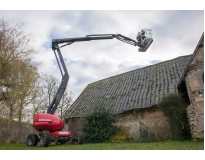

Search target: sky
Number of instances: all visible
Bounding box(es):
[0,1,204,160]
[0,9,204,99]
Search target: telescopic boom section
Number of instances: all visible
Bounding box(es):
[48,34,141,114]
[46,45,69,114]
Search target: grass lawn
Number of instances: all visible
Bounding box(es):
[0,140,203,150]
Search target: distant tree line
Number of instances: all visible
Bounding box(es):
[0,17,74,123]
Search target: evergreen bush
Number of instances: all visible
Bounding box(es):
[83,105,117,143]
[158,93,192,140]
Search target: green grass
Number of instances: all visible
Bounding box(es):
[0,140,203,150]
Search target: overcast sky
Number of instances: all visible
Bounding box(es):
[0,10,204,99]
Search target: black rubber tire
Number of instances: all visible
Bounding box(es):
[72,132,84,145]
[26,134,39,146]
[39,131,50,147]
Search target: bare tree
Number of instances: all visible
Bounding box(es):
[15,62,41,122]
[42,74,74,118]
[24,84,47,123]
[0,17,37,121]
[42,74,59,107]
[0,17,74,122]
[56,91,74,119]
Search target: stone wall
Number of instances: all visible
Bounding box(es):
[115,106,171,141]
[0,119,38,144]
[185,36,204,140]
[67,106,171,141]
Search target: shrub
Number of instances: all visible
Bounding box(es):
[137,122,156,142]
[158,93,191,140]
[110,128,129,143]
[83,105,117,143]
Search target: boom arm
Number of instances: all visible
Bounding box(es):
[47,34,142,114]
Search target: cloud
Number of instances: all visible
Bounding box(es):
[0,10,203,98]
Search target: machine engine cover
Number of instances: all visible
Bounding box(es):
[33,113,63,132]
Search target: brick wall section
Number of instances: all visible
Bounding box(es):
[67,118,84,134]
[185,35,204,140]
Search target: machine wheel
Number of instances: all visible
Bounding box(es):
[72,132,84,145]
[26,134,39,146]
[39,131,51,147]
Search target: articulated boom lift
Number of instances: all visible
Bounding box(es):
[26,29,153,147]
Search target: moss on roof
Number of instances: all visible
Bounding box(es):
[66,55,192,118]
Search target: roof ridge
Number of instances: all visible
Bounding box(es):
[88,54,192,86]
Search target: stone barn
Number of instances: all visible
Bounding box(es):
[65,33,204,141]
[178,33,204,140]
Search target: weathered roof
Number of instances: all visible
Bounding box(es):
[178,33,204,85]
[66,55,192,118]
